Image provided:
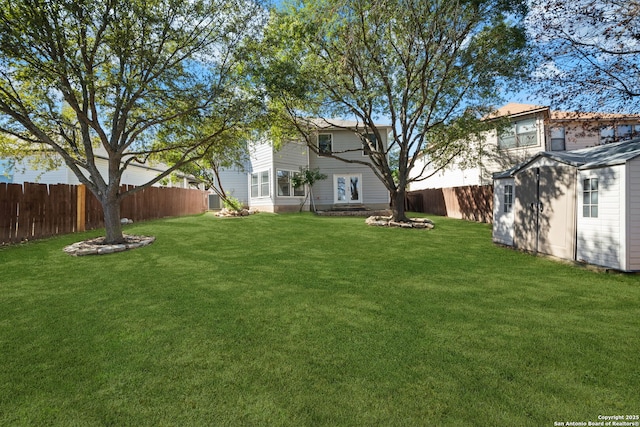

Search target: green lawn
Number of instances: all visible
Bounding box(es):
[0,213,638,426]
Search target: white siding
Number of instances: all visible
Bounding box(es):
[492,178,515,246]
[7,152,179,188]
[627,158,640,271]
[248,141,275,211]
[409,161,483,190]
[309,130,389,209]
[576,166,625,270]
[564,124,600,150]
[411,111,547,190]
[272,141,310,212]
[217,167,249,206]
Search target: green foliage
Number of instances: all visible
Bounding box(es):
[291,166,327,211]
[0,214,638,425]
[256,0,530,220]
[222,195,244,211]
[0,0,265,242]
[291,166,327,188]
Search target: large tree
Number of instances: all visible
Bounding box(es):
[529,0,640,112]
[256,0,529,222]
[0,0,264,243]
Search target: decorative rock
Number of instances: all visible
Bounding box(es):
[215,208,258,217]
[120,218,134,224]
[365,215,435,229]
[63,234,155,256]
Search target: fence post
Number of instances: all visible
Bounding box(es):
[77,184,86,232]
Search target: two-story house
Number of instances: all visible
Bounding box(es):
[408,102,640,190]
[243,120,391,213]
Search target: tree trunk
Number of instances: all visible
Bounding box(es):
[102,192,125,244]
[390,188,409,222]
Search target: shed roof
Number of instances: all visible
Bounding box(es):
[494,138,640,179]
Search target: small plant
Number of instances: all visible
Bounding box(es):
[223,196,243,212]
[291,167,327,212]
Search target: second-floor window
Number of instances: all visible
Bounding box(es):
[550,126,565,151]
[318,133,332,155]
[498,119,537,149]
[600,124,640,144]
[363,133,378,156]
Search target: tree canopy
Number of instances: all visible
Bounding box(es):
[0,0,265,243]
[529,0,640,113]
[255,0,529,221]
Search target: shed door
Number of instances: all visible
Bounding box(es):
[514,165,576,259]
[493,179,515,246]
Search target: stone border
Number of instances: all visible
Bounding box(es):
[365,215,435,229]
[63,234,155,256]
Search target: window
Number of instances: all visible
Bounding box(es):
[600,126,615,144]
[600,124,639,144]
[318,134,332,155]
[618,124,633,140]
[251,170,270,198]
[498,119,537,149]
[550,126,565,151]
[582,178,598,218]
[276,169,306,197]
[260,170,270,197]
[250,173,259,197]
[363,133,378,156]
[277,170,290,196]
[504,185,513,213]
[293,172,305,196]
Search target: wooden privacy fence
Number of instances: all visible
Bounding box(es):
[1,182,208,245]
[407,185,494,223]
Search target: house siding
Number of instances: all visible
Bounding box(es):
[248,142,275,212]
[627,158,640,270]
[564,124,599,150]
[9,155,176,187]
[309,130,389,210]
[273,141,310,212]
[576,166,625,270]
[217,166,249,206]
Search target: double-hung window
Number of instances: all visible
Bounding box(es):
[550,126,565,151]
[582,178,598,218]
[498,119,538,149]
[318,134,332,155]
[251,170,270,198]
[277,169,306,197]
[503,185,513,213]
[363,133,378,156]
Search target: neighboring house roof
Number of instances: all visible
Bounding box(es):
[494,138,640,179]
[484,102,549,120]
[550,110,640,122]
[305,118,392,131]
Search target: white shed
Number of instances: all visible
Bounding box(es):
[493,139,640,272]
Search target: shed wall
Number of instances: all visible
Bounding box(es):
[576,165,624,270]
[627,158,640,270]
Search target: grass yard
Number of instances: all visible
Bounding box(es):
[0,212,638,426]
